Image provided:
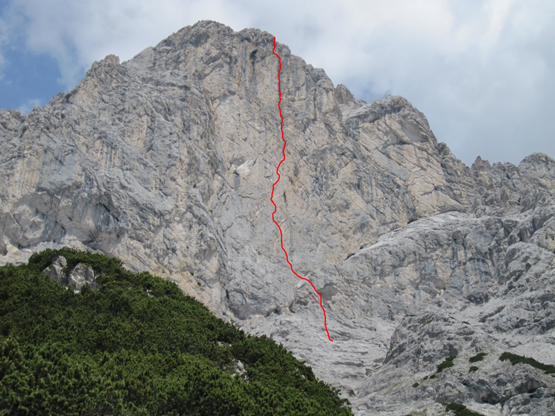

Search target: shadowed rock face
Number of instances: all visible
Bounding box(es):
[1,20,554,415]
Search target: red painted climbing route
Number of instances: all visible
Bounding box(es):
[271,37,333,342]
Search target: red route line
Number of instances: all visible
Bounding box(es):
[271,37,333,343]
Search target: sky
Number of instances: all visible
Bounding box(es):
[0,0,554,167]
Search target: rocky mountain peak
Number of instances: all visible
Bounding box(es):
[87,54,122,83]
[1,21,554,415]
[519,152,555,187]
[334,84,358,106]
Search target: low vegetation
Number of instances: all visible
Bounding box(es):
[499,352,555,375]
[468,353,487,363]
[0,248,353,415]
[421,317,434,328]
[436,355,457,373]
[469,366,479,373]
[445,403,485,416]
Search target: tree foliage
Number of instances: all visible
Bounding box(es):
[0,249,353,415]
[499,352,555,375]
[436,355,457,373]
[445,402,485,416]
[468,353,487,363]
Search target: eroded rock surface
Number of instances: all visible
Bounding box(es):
[43,255,99,291]
[1,21,554,415]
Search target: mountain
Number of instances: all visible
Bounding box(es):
[1,20,554,415]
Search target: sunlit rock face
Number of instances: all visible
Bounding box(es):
[43,256,99,292]
[1,20,554,415]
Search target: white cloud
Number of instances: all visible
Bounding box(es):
[1,0,554,165]
[17,98,42,114]
[6,0,253,89]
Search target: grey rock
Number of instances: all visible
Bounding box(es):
[68,263,99,291]
[43,255,68,285]
[1,20,555,415]
[42,255,99,291]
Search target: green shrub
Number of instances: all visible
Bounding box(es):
[469,366,479,373]
[469,352,487,363]
[0,249,353,416]
[422,317,434,327]
[499,352,555,375]
[437,355,457,373]
[445,403,485,416]
[412,382,419,388]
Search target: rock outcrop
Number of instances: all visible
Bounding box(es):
[1,20,554,415]
[43,255,99,292]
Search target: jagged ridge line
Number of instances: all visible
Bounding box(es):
[271,37,333,342]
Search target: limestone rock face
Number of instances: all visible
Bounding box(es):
[43,256,99,291]
[42,256,68,285]
[1,20,554,415]
[68,263,99,291]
